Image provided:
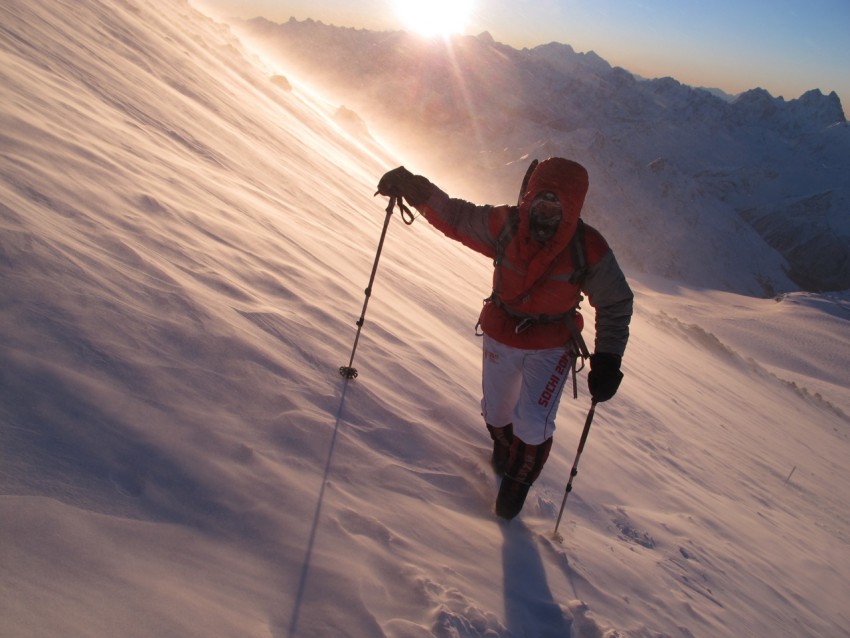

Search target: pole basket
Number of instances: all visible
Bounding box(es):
[339,366,358,379]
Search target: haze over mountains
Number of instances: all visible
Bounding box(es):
[232,17,850,295]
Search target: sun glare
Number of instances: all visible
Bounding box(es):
[394,0,474,38]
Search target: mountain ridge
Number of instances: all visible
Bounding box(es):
[231,16,850,293]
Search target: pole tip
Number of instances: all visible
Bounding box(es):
[339,366,358,379]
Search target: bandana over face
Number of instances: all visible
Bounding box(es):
[528,191,562,243]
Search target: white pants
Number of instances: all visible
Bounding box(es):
[480,334,573,445]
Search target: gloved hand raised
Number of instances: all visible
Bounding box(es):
[587,353,623,403]
[376,166,433,206]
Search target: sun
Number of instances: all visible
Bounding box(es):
[394,0,474,38]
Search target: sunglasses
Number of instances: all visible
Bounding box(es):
[530,194,562,222]
[529,193,562,240]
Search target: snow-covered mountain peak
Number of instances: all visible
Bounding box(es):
[734,86,846,130]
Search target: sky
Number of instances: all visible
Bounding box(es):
[196,0,850,104]
[3,1,850,637]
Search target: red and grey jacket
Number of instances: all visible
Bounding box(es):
[413,158,633,354]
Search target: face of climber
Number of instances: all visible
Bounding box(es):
[529,191,562,242]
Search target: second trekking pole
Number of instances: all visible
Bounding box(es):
[552,400,598,541]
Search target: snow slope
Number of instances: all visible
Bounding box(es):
[2,1,849,637]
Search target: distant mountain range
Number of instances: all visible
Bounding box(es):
[233,17,850,294]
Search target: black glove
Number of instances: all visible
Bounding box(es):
[376,166,432,206]
[587,353,623,403]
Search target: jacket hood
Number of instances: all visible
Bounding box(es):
[516,157,589,263]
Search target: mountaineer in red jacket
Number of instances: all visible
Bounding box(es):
[377,158,633,519]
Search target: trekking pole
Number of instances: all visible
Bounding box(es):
[552,400,598,541]
[339,195,414,379]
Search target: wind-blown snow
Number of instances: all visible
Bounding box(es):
[1,1,849,637]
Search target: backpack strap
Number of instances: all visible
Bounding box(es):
[568,218,587,285]
[491,206,519,286]
[476,208,519,337]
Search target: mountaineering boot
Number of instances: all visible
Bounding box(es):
[496,436,553,520]
[486,423,514,476]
